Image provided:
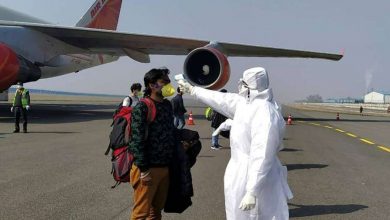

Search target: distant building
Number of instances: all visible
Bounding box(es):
[364,91,390,104]
[324,97,363,103]
[324,98,337,103]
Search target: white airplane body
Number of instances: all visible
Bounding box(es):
[0,25,119,78]
[0,0,342,92]
[0,0,123,87]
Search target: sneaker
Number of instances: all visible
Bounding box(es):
[23,130,28,133]
[211,145,220,150]
[13,129,20,133]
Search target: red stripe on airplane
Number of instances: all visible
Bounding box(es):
[87,0,122,30]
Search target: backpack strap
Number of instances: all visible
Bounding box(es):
[111,181,121,189]
[140,98,156,123]
[139,98,156,142]
[104,145,111,155]
[127,96,133,107]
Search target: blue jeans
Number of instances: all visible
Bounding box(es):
[212,128,219,146]
[174,115,185,129]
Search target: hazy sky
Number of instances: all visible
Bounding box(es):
[1,0,389,103]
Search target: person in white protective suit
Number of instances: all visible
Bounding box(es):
[177,67,293,220]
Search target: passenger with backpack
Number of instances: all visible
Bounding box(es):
[111,83,143,120]
[123,83,142,107]
[128,68,176,220]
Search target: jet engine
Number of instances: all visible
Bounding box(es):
[183,45,230,90]
[0,43,41,91]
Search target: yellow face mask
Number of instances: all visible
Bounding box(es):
[137,91,144,98]
[161,83,175,97]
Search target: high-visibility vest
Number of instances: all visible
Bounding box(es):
[205,107,213,120]
[13,89,29,108]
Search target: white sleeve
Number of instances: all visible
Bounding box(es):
[245,105,282,195]
[122,97,130,107]
[192,87,242,119]
[217,119,233,131]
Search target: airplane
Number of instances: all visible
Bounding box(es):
[0,0,342,94]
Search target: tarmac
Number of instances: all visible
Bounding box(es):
[1,96,390,219]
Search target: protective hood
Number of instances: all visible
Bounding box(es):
[238,67,272,103]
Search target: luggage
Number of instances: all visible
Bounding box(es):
[164,129,202,213]
[105,98,156,188]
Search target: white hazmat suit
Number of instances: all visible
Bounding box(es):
[179,67,293,220]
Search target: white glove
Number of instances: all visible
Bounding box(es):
[212,127,221,137]
[239,192,256,211]
[10,107,14,112]
[213,119,233,136]
[175,74,194,94]
[25,105,30,111]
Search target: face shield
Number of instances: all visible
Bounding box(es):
[238,78,249,96]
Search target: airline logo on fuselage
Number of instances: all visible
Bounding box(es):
[90,0,107,18]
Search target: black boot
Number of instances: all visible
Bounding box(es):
[23,122,27,133]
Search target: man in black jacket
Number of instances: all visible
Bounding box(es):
[171,87,187,129]
[210,89,228,150]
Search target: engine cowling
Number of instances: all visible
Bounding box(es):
[0,43,41,91]
[183,46,230,90]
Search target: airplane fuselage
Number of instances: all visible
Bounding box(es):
[0,26,119,79]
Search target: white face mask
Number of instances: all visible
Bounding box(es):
[16,85,22,89]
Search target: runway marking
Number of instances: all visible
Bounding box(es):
[378,146,390,153]
[301,121,389,153]
[360,138,375,145]
[346,133,357,138]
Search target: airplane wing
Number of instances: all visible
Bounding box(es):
[0,20,343,62]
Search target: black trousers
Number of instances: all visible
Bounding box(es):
[14,107,28,131]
